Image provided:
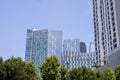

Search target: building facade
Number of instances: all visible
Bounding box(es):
[80,42,87,53]
[63,39,80,53]
[93,0,120,65]
[25,29,62,70]
[62,39,94,69]
[62,52,95,70]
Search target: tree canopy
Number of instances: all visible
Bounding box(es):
[1,56,120,80]
[0,57,39,80]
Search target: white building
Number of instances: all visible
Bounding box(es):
[93,0,120,65]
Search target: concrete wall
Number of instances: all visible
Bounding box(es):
[97,47,120,71]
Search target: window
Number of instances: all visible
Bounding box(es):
[112,17,114,21]
[110,2,113,6]
[114,44,117,48]
[113,38,117,43]
[112,22,115,26]
[111,7,113,11]
[113,33,116,37]
[113,27,115,32]
[111,12,114,16]
[111,47,112,50]
[110,36,112,40]
[109,31,111,34]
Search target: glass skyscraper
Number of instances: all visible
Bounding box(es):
[25,29,62,73]
[93,0,120,65]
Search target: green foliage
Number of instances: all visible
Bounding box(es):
[24,62,38,80]
[4,57,25,80]
[103,68,115,80]
[92,62,101,69]
[0,57,5,80]
[102,57,107,64]
[95,70,104,80]
[0,56,39,80]
[1,56,120,80]
[68,66,95,80]
[39,56,60,80]
[60,65,68,80]
[69,68,82,80]
[115,65,120,80]
[80,66,95,80]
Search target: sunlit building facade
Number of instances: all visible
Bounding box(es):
[62,52,95,70]
[93,0,120,65]
[62,39,94,69]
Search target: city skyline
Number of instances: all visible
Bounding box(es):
[0,0,94,60]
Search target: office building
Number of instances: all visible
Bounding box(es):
[62,52,95,70]
[80,42,87,53]
[62,39,94,69]
[63,39,80,53]
[93,0,120,65]
[25,29,62,73]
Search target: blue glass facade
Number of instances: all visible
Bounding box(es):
[63,39,80,53]
[25,29,62,73]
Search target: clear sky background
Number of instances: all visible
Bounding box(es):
[0,0,94,60]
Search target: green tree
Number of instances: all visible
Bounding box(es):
[115,65,120,80]
[80,66,95,80]
[103,68,115,80]
[3,57,38,80]
[69,68,82,80]
[4,57,26,80]
[65,73,70,80]
[39,56,60,80]
[102,57,107,64]
[95,70,104,80]
[92,62,101,69]
[60,65,68,80]
[68,66,95,80]
[24,62,39,80]
[0,57,5,80]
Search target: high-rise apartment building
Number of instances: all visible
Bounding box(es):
[93,0,120,65]
[80,42,87,53]
[25,29,62,69]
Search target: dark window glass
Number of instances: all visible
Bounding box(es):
[111,47,112,50]
[111,12,114,16]
[110,2,113,6]
[114,44,117,48]
[112,22,115,26]
[113,27,115,31]
[113,38,117,43]
[111,7,113,11]
[113,33,116,37]
[109,31,111,34]
[112,17,114,21]
[110,36,112,40]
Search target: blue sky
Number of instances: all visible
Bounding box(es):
[0,0,94,60]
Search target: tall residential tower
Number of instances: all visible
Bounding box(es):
[93,0,120,65]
